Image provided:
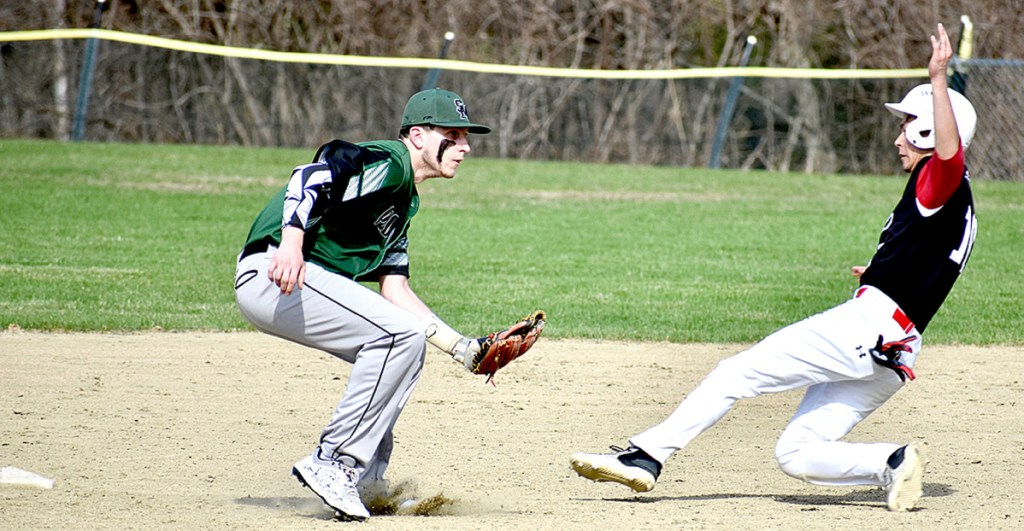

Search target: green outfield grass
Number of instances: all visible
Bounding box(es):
[1,139,1020,344]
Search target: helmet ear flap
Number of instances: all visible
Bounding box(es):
[905,115,935,150]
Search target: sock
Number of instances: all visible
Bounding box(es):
[619,447,663,479]
[887,445,907,469]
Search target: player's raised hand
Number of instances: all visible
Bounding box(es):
[928,23,953,82]
[927,22,963,158]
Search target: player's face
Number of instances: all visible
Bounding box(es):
[895,116,928,173]
[422,126,472,179]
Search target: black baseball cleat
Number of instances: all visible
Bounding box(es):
[570,445,662,493]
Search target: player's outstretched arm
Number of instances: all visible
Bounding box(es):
[928,23,960,160]
[379,275,432,321]
[378,276,546,379]
[421,307,547,381]
[378,275,478,367]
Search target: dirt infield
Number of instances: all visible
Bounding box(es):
[2,332,1021,530]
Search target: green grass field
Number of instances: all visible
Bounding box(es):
[1,139,1020,344]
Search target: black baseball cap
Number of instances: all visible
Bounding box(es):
[401,88,491,134]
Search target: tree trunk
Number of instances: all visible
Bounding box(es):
[52,0,69,140]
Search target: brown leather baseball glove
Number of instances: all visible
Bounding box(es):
[470,310,546,383]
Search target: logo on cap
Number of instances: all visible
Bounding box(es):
[454,98,468,121]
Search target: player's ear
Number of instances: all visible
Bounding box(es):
[407,125,429,150]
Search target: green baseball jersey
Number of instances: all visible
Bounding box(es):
[242,139,419,281]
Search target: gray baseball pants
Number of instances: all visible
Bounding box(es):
[234,250,426,485]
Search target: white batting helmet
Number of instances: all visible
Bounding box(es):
[884,84,977,150]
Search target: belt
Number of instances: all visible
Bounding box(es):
[238,240,275,261]
[855,286,915,334]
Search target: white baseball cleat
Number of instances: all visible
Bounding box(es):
[292,453,370,521]
[885,442,928,511]
[570,445,661,493]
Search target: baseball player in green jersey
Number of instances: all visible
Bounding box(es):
[234,89,495,521]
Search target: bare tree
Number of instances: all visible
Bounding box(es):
[1,0,1022,178]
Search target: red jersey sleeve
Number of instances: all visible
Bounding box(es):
[915,144,965,212]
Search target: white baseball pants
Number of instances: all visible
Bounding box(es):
[234,250,425,484]
[630,285,921,487]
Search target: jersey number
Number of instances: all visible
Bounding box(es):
[949,206,977,272]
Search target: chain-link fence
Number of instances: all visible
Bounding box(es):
[1,38,1020,180]
[960,59,1024,180]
